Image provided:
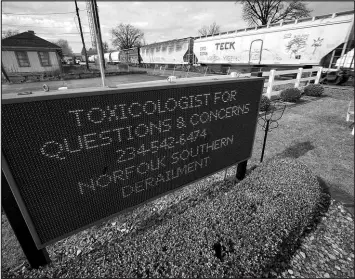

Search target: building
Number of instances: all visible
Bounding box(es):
[1,30,62,77]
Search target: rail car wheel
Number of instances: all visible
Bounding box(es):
[323,71,344,85]
[325,76,343,85]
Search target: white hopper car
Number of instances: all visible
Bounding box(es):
[89,52,121,64]
[193,10,354,84]
[107,51,120,64]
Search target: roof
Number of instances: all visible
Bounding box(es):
[1,31,61,49]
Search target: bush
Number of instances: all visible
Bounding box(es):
[303,84,324,97]
[280,88,302,102]
[259,95,271,111]
[68,157,322,278]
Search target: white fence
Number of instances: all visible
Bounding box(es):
[231,67,323,98]
[148,65,323,99]
[263,67,323,98]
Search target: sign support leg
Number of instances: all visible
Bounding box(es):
[1,173,50,268]
[260,119,270,163]
[236,160,248,180]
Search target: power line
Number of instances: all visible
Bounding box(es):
[3,23,88,31]
[1,31,90,35]
[3,10,86,15]
[74,16,80,33]
[2,23,90,34]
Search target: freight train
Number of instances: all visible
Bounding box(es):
[90,10,354,85]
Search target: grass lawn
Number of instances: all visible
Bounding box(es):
[250,87,354,198]
[1,86,354,277]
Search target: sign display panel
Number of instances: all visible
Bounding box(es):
[2,78,263,247]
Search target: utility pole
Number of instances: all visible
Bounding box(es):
[92,0,105,69]
[74,0,89,70]
[86,1,96,49]
[89,0,105,87]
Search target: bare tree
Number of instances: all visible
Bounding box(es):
[239,0,312,26]
[52,39,73,56]
[198,22,220,36]
[2,29,19,39]
[103,41,109,52]
[111,23,144,50]
[135,38,148,47]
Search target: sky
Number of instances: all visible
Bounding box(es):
[2,1,354,53]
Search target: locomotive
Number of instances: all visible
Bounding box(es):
[91,9,354,85]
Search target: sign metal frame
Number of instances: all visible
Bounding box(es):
[2,76,264,249]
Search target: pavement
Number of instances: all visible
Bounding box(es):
[1,74,168,95]
[1,68,221,95]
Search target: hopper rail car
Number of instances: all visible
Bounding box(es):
[88,10,354,85]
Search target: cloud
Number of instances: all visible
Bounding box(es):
[2,1,353,53]
[2,14,76,32]
[306,1,354,16]
[131,21,149,28]
[192,12,213,22]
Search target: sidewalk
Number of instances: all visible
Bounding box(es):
[1,74,167,95]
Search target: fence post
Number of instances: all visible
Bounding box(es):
[314,67,323,84]
[294,68,303,88]
[188,65,191,78]
[306,69,316,86]
[266,69,275,98]
[204,66,208,76]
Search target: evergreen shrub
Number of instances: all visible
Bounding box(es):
[303,84,325,97]
[280,88,302,102]
[85,158,324,278]
[260,95,271,111]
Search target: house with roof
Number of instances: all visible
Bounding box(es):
[1,30,62,77]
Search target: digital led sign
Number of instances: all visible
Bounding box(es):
[2,77,264,248]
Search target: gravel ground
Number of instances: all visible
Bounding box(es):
[267,199,354,278]
[1,170,354,278]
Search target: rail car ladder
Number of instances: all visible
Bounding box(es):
[324,40,354,84]
[328,45,354,70]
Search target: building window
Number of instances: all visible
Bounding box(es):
[15,51,30,67]
[38,51,51,66]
